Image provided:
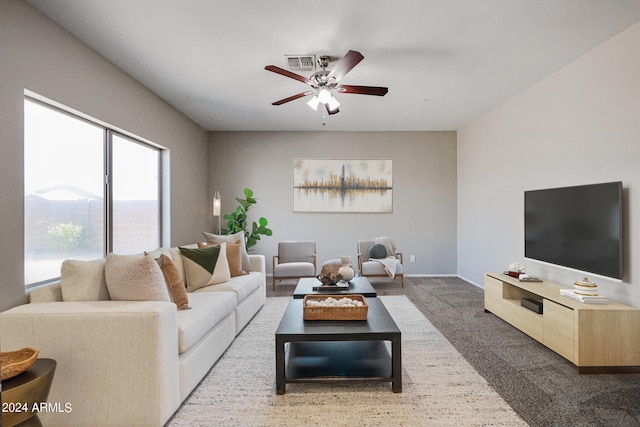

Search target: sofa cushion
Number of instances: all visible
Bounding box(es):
[105,254,171,302]
[30,282,63,303]
[60,258,110,301]
[273,262,315,278]
[193,271,262,304]
[203,231,251,272]
[176,291,237,354]
[156,254,191,310]
[179,243,231,292]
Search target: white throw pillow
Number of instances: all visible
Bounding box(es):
[104,254,171,302]
[60,258,110,301]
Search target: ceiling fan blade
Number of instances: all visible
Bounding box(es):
[326,104,339,115]
[265,65,312,85]
[326,50,364,83]
[272,91,313,106]
[336,85,388,96]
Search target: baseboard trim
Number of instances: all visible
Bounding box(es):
[456,274,484,289]
[404,274,458,278]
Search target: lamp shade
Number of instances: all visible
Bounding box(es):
[317,88,331,104]
[327,96,340,111]
[213,191,221,216]
[306,95,320,111]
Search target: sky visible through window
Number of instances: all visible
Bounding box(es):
[24,100,159,200]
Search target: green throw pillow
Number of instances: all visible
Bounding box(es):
[179,243,231,292]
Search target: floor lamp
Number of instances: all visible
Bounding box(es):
[213,191,221,233]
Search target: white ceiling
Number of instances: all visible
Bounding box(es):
[26,0,640,132]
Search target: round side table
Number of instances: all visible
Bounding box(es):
[1,358,56,427]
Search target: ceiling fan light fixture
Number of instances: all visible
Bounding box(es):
[317,88,332,104]
[327,95,340,111]
[306,95,320,111]
[265,50,388,116]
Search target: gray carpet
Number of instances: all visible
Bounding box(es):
[268,277,640,426]
[168,295,525,426]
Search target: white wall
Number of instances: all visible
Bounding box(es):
[457,22,640,308]
[0,1,208,311]
[208,131,457,275]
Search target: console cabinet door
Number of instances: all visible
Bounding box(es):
[484,275,503,316]
[543,299,575,362]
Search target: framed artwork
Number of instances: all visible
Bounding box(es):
[293,159,392,213]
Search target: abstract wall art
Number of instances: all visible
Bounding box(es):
[293,159,392,213]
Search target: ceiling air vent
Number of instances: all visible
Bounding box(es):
[284,55,316,72]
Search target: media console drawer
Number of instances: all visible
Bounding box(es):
[502,299,543,342]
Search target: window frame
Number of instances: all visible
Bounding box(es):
[24,95,164,288]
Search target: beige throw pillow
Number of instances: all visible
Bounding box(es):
[202,231,251,272]
[60,258,110,301]
[104,254,171,302]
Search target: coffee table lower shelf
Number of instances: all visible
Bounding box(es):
[284,340,393,385]
[275,298,401,395]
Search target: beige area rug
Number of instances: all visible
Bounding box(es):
[167,296,526,426]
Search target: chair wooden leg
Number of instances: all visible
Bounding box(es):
[272,276,276,291]
[400,274,404,288]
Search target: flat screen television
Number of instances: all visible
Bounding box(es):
[524,181,623,280]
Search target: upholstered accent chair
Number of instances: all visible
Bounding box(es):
[357,239,404,287]
[272,241,317,290]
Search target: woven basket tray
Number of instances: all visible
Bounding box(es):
[303,294,368,320]
[1,347,39,381]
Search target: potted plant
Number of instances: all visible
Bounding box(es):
[223,188,272,249]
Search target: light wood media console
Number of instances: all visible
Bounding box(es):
[484,272,640,373]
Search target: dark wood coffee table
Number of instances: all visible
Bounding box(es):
[293,277,377,299]
[275,297,401,394]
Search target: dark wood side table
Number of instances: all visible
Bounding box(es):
[1,358,56,427]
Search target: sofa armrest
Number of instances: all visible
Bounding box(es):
[0,301,180,426]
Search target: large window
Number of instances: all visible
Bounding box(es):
[24,97,161,286]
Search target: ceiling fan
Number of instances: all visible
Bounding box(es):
[264,50,388,115]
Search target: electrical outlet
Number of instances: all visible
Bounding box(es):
[410,255,416,262]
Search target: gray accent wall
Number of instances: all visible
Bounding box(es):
[208,131,457,276]
[0,2,208,312]
[457,22,640,308]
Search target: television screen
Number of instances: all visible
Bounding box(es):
[524,181,623,280]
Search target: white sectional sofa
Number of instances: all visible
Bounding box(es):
[0,246,266,427]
